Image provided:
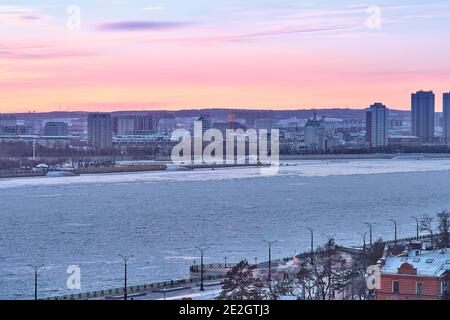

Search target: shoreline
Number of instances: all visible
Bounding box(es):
[2,153,450,180]
[279,153,450,161]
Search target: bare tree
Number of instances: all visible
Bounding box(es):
[437,211,450,249]
[295,263,315,300]
[311,238,349,300]
[420,215,435,249]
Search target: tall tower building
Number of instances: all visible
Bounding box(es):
[366,103,389,148]
[197,115,212,135]
[88,113,112,149]
[304,112,325,150]
[411,91,435,143]
[444,92,450,144]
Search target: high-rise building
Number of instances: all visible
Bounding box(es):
[366,103,389,148]
[158,117,176,134]
[443,92,450,144]
[255,119,276,133]
[88,113,112,149]
[114,116,136,135]
[304,113,325,150]
[197,115,212,134]
[44,122,69,136]
[135,114,158,134]
[113,115,157,135]
[411,90,435,143]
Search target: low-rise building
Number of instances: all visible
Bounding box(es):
[376,249,450,300]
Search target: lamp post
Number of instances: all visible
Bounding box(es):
[412,216,420,240]
[389,219,398,246]
[118,254,133,301]
[358,232,367,269]
[263,240,277,282]
[254,257,258,268]
[196,247,209,291]
[365,222,373,246]
[27,264,44,301]
[303,227,314,265]
[224,257,228,268]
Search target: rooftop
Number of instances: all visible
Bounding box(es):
[381,249,450,277]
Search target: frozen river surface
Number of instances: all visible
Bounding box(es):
[1,158,450,299]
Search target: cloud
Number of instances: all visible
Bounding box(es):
[0,44,98,60]
[0,5,51,25]
[96,21,191,32]
[145,23,360,46]
[201,25,356,43]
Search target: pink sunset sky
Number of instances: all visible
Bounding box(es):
[1,0,450,113]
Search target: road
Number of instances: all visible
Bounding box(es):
[91,280,224,301]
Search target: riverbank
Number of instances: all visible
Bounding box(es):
[279,153,450,161]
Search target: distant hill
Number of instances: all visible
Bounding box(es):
[5,108,410,121]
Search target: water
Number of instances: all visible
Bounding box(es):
[1,158,450,299]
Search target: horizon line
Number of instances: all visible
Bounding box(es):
[0,106,413,116]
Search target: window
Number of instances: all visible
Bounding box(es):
[416,283,423,295]
[440,281,448,296]
[426,259,433,264]
[393,281,400,294]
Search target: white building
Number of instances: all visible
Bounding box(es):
[304,114,325,150]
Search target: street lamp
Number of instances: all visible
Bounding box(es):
[263,240,277,282]
[358,232,367,268]
[254,257,258,268]
[118,254,133,301]
[303,227,314,265]
[27,264,44,301]
[196,246,209,291]
[389,219,398,246]
[412,216,420,240]
[365,222,373,246]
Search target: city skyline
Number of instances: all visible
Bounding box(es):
[1,1,450,112]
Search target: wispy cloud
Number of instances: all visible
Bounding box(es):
[166,25,358,45]
[0,5,50,26]
[96,21,192,32]
[0,43,98,60]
